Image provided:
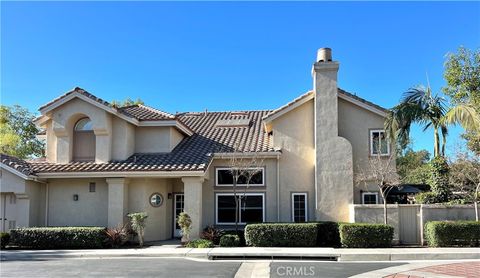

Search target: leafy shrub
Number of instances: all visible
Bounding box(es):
[415,192,439,204]
[245,223,317,247]
[201,226,224,245]
[127,212,148,247]
[105,225,129,248]
[10,227,108,249]
[314,221,342,247]
[430,156,451,202]
[0,232,10,249]
[424,221,480,247]
[222,230,246,246]
[186,239,214,248]
[220,234,241,247]
[339,223,394,248]
[177,212,192,242]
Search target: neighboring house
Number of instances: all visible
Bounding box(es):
[0,48,392,240]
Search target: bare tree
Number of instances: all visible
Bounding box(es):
[223,151,265,232]
[355,154,400,224]
[449,150,480,221]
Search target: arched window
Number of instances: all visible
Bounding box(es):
[73,118,95,161]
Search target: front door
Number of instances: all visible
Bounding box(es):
[173,193,184,237]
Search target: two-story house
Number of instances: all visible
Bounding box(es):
[0,48,391,241]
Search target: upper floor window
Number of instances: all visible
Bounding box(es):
[362,192,379,204]
[73,118,95,161]
[215,167,265,186]
[370,129,390,156]
[75,118,93,131]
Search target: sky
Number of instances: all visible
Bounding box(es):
[1,1,479,156]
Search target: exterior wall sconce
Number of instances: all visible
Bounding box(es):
[73,194,79,201]
[168,193,172,199]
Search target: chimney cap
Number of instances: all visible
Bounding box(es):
[317,48,332,63]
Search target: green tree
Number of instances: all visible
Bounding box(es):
[0,105,44,158]
[111,98,144,108]
[396,148,432,185]
[443,47,480,155]
[385,86,480,157]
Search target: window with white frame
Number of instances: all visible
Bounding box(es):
[291,193,307,222]
[215,193,265,225]
[362,192,379,204]
[370,129,390,156]
[215,167,264,186]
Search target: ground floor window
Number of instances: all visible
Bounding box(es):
[291,193,307,222]
[215,193,265,225]
[362,192,379,204]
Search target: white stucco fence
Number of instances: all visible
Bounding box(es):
[350,204,476,245]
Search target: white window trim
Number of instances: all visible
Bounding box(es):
[369,129,390,156]
[362,192,379,204]
[215,167,265,187]
[291,193,308,222]
[215,192,265,225]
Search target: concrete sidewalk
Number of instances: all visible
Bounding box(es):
[1,246,479,262]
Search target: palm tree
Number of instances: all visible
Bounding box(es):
[385,86,480,157]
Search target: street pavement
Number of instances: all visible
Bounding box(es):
[1,255,479,277]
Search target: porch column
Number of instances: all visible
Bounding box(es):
[182,177,204,239]
[107,178,129,228]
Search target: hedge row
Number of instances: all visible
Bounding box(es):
[245,223,318,247]
[339,223,394,248]
[425,221,480,247]
[244,222,393,248]
[10,227,108,249]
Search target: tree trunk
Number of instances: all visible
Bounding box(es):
[433,127,440,157]
[383,198,388,225]
[233,170,239,232]
[475,201,479,222]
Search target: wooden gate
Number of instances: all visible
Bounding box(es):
[398,205,420,245]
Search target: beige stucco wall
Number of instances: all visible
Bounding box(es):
[271,100,315,222]
[47,178,108,227]
[128,178,173,241]
[338,98,394,204]
[135,127,183,153]
[112,117,136,160]
[201,158,278,227]
[0,170,45,228]
[48,98,113,163]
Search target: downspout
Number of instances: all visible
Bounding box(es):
[276,154,280,222]
[45,183,49,226]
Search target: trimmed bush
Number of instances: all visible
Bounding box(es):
[186,239,214,248]
[1,232,10,249]
[220,234,241,247]
[222,230,246,246]
[314,221,341,247]
[10,227,108,249]
[245,223,317,247]
[339,223,394,248]
[424,221,480,247]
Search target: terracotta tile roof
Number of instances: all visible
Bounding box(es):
[338,88,388,113]
[3,110,273,175]
[39,87,176,122]
[263,88,387,120]
[1,154,35,176]
[118,105,175,121]
[39,87,111,111]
